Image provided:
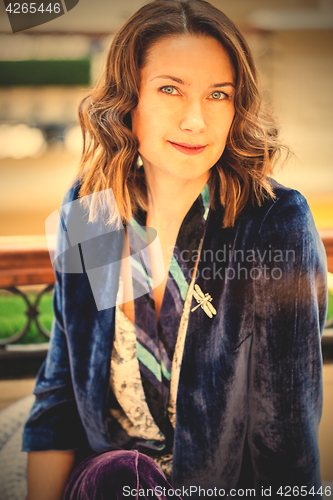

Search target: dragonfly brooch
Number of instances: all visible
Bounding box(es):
[191,284,217,318]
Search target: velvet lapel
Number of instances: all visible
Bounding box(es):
[172,205,258,486]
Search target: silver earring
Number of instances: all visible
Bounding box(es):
[137,154,143,168]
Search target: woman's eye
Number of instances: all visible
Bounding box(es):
[160,86,178,95]
[210,91,228,100]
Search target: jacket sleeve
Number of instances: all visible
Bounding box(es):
[248,189,327,496]
[22,185,90,452]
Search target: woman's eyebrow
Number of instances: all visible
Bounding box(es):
[151,74,235,88]
[210,82,235,88]
[150,75,187,84]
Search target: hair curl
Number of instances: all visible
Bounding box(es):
[78,0,287,228]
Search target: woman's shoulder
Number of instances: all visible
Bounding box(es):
[61,177,81,207]
[269,178,310,212]
[211,178,325,262]
[259,178,315,234]
[252,179,326,265]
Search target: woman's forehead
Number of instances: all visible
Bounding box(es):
[141,34,235,86]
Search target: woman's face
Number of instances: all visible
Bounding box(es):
[131,34,236,183]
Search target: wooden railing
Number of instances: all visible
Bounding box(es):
[0,232,333,356]
[0,236,56,288]
[0,236,55,358]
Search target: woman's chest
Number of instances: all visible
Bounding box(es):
[120,225,180,323]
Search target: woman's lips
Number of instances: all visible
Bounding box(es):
[168,141,207,156]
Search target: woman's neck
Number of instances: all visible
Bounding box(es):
[141,163,210,321]
[144,165,210,232]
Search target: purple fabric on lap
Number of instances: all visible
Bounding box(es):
[62,449,182,500]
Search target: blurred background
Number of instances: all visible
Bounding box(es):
[0,0,333,487]
[0,0,332,235]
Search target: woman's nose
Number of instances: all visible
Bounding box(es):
[179,101,207,133]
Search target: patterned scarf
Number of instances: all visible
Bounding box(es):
[126,182,210,447]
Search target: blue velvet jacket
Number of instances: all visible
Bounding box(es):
[22,180,327,497]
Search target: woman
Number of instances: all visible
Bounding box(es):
[23,0,327,499]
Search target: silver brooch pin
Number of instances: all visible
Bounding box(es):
[191,284,217,318]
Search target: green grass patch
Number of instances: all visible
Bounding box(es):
[0,292,52,344]
[327,291,333,321]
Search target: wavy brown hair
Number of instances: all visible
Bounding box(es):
[78,0,286,228]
